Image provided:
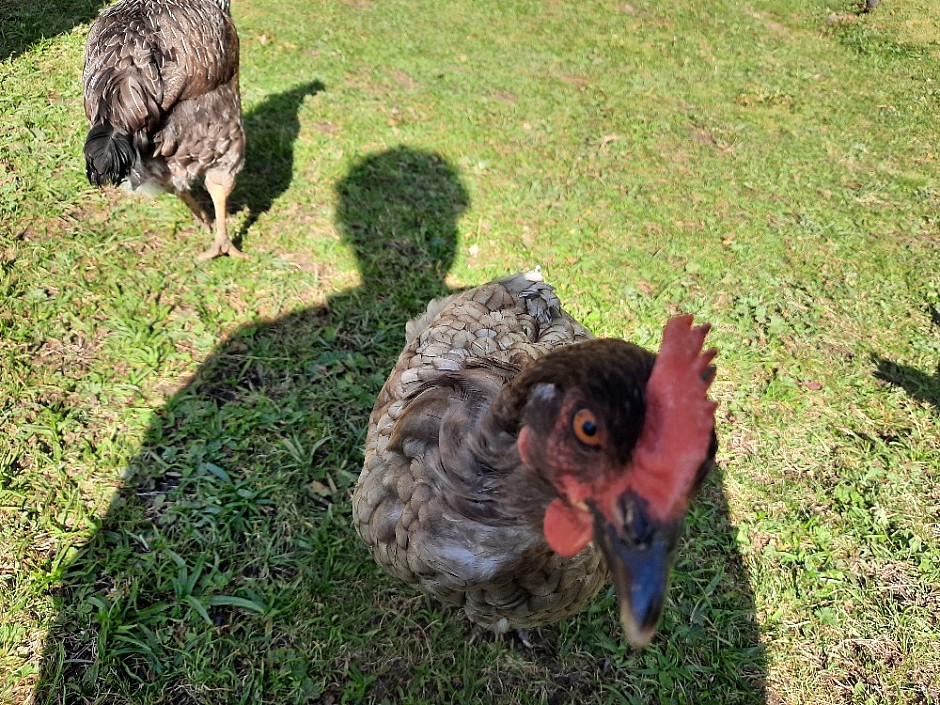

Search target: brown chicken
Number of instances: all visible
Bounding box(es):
[82,0,246,260]
[354,270,718,646]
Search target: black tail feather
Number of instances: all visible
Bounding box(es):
[84,123,136,186]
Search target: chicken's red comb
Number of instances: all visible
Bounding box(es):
[627,314,718,521]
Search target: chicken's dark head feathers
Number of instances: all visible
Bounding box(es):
[507,338,656,467]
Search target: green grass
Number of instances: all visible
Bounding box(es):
[1,0,938,703]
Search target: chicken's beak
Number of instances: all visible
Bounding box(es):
[592,499,680,649]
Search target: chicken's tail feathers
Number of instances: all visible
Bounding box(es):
[84,122,136,186]
[82,64,162,186]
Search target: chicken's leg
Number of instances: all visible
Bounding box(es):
[198,169,247,261]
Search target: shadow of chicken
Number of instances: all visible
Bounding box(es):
[82,0,246,260]
[354,270,719,647]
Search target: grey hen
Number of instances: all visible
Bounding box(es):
[354,270,719,647]
[83,0,246,260]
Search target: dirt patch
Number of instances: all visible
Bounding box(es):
[280,251,338,278]
[749,7,790,36]
[558,72,589,89]
[690,127,735,154]
[490,89,518,104]
[33,328,108,378]
[389,69,418,90]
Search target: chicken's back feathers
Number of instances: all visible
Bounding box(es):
[82,0,243,190]
[354,271,607,631]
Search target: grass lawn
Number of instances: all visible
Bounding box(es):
[1,0,938,702]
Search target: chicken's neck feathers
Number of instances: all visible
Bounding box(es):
[397,363,555,533]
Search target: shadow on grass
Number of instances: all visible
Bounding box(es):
[0,0,105,61]
[231,80,326,240]
[33,146,465,703]
[34,147,766,704]
[872,355,940,412]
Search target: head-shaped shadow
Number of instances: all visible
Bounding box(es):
[231,80,326,237]
[336,145,465,311]
[872,354,940,412]
[33,147,764,704]
[0,0,104,61]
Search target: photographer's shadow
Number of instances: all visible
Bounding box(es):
[34,146,467,702]
[34,146,766,704]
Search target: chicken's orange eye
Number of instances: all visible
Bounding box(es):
[572,409,601,446]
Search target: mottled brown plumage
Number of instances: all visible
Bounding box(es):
[83,0,246,260]
[354,271,719,642]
